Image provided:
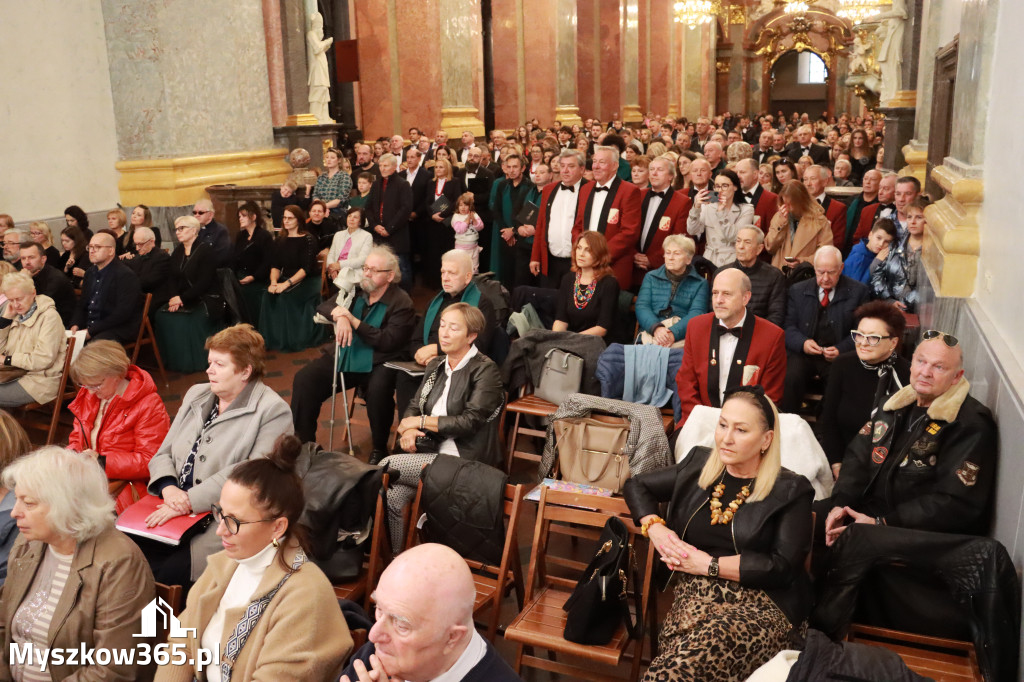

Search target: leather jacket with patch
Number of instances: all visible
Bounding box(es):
[832,379,997,534]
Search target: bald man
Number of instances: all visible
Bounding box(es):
[674,268,786,425]
[339,544,520,682]
[190,199,231,266]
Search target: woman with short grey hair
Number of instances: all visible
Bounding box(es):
[0,271,66,408]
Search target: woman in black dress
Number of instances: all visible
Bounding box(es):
[232,200,274,326]
[153,215,221,373]
[58,226,90,288]
[553,231,619,338]
[259,205,322,352]
[816,300,910,477]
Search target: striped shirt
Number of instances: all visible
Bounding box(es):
[11,546,74,681]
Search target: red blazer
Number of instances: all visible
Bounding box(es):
[633,187,691,289]
[674,312,786,425]
[748,186,778,231]
[67,366,170,513]
[530,180,586,274]
[572,177,643,290]
[852,202,885,244]
[821,196,849,249]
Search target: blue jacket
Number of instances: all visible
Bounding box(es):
[784,274,870,354]
[635,265,709,342]
[845,239,877,284]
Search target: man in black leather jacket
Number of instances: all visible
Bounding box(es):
[824,333,997,544]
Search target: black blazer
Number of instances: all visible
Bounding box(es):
[125,249,171,310]
[399,167,432,220]
[456,165,496,220]
[32,265,76,327]
[366,174,413,253]
[402,352,505,469]
[167,241,218,307]
[70,260,143,341]
[624,446,814,624]
[785,142,830,165]
[232,228,274,283]
[784,275,870,354]
[426,177,464,220]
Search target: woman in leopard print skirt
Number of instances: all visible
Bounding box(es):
[624,386,814,681]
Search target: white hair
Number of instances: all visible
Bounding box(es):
[379,153,398,167]
[441,249,473,273]
[813,245,843,266]
[593,145,619,162]
[3,447,115,542]
[0,270,35,296]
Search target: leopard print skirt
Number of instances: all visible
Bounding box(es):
[643,574,796,682]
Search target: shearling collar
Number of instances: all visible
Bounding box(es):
[883,377,971,423]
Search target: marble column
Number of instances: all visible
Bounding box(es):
[681,22,703,118]
[491,0,521,130]
[353,0,396,139]
[554,0,583,126]
[576,0,598,120]
[648,0,671,116]
[100,0,288,206]
[262,0,288,126]
[280,0,312,122]
[621,0,642,124]
[439,0,485,137]
[667,15,681,118]
[599,1,623,121]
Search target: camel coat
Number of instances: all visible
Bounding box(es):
[0,528,156,681]
[154,544,352,682]
[765,204,833,269]
[0,294,67,403]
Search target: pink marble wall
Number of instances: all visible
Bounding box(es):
[599,2,622,120]
[637,0,648,115]
[397,2,441,136]
[576,0,597,120]
[648,0,670,115]
[261,0,287,126]
[491,0,520,131]
[355,0,394,139]
[523,0,557,125]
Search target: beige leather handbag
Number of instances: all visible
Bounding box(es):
[554,415,631,493]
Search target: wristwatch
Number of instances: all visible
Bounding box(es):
[708,556,720,578]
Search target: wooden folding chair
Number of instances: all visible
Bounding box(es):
[320,254,331,299]
[405,480,526,642]
[846,624,983,681]
[500,384,557,474]
[124,293,168,387]
[504,487,658,682]
[332,473,391,611]
[17,335,76,445]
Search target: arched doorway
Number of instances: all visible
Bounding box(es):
[770,50,828,120]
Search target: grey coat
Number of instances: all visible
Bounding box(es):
[148,380,292,580]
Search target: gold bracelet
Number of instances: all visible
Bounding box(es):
[641,516,666,538]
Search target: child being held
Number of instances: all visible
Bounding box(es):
[451,191,483,272]
[846,218,897,283]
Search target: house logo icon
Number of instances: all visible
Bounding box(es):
[134,597,196,638]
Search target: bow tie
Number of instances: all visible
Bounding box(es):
[720,326,742,338]
[560,184,575,192]
[594,186,610,193]
[802,147,809,153]
[744,192,754,200]
[649,190,666,198]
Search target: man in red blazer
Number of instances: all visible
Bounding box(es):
[529,149,588,288]
[735,159,777,229]
[571,145,642,290]
[632,156,692,290]
[851,173,896,244]
[805,165,848,248]
[675,268,786,425]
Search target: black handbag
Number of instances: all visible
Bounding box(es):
[562,516,643,645]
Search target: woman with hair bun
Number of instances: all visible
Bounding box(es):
[155,434,353,682]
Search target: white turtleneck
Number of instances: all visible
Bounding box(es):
[202,541,279,682]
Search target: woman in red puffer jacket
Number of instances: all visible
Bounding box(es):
[67,341,170,513]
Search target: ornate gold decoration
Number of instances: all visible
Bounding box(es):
[853,84,880,110]
[728,5,747,24]
[783,1,810,15]
[285,113,320,126]
[716,60,731,73]
[673,0,718,28]
[752,12,852,71]
[922,166,984,297]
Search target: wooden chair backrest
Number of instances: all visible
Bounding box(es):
[130,293,154,350]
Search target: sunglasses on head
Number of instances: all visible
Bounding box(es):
[922,329,959,347]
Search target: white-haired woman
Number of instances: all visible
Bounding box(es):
[0,271,67,408]
[624,387,813,681]
[0,447,155,681]
[635,234,709,348]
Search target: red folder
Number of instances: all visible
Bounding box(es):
[116,494,211,546]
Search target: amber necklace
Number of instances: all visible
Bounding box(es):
[709,474,752,526]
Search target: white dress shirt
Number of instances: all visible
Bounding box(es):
[587,180,615,233]
[639,190,665,250]
[429,629,488,682]
[548,180,582,258]
[717,312,747,404]
[429,345,479,457]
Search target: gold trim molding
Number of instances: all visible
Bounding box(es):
[439,107,485,139]
[884,89,918,108]
[922,164,983,298]
[899,143,927,186]
[554,105,583,128]
[621,104,643,124]
[116,148,291,206]
[285,113,320,126]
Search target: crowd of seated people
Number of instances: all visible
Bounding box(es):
[0,107,1003,682]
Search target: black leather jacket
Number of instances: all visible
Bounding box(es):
[403,350,505,469]
[624,446,814,624]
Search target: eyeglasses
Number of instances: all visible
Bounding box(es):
[850,330,894,346]
[174,226,192,232]
[76,380,104,392]
[922,329,959,347]
[211,504,275,536]
[361,265,389,275]
[712,184,733,191]
[87,244,113,251]
[192,209,211,216]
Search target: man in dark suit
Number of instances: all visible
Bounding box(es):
[19,242,75,325]
[689,117,713,152]
[399,148,431,278]
[489,153,536,288]
[735,159,777,231]
[192,199,230,266]
[125,226,171,310]
[675,268,786,425]
[752,130,776,166]
[851,173,896,246]
[715,226,787,327]
[530,149,588,289]
[844,169,881,252]
[456,130,476,165]
[786,125,830,165]
[456,146,496,267]
[367,153,414,290]
[633,156,692,290]
[804,165,848,248]
[571,145,642,291]
[781,245,870,412]
[70,230,143,344]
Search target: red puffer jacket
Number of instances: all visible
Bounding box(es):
[68,365,171,513]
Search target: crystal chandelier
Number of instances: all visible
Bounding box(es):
[673,0,716,29]
[836,0,889,24]
[784,1,810,14]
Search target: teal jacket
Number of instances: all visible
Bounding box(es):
[635,265,710,341]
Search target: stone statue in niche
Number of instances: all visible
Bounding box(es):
[307,12,334,124]
[874,0,908,105]
[849,30,875,76]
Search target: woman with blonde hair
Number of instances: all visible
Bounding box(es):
[625,387,813,680]
[0,271,66,408]
[764,180,833,269]
[104,208,134,256]
[27,221,60,264]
